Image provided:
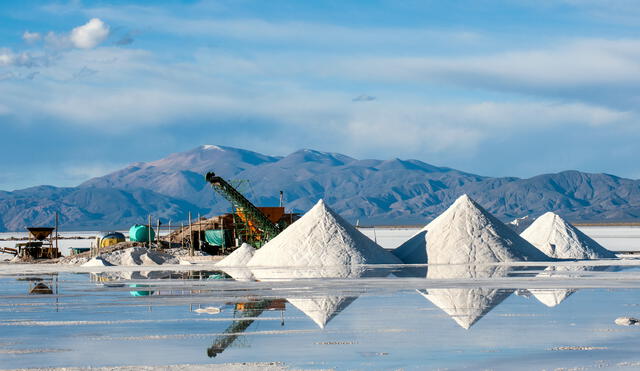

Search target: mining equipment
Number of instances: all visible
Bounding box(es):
[201,172,299,251]
[14,227,61,260]
[166,172,298,253]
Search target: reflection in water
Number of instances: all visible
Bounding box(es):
[81,264,629,350]
[207,299,286,358]
[236,266,367,329]
[418,264,514,329]
[528,265,622,307]
[287,296,357,329]
[529,266,579,307]
[17,275,58,295]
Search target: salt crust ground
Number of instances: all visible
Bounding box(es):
[521,211,617,259]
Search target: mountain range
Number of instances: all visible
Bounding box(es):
[1,144,640,232]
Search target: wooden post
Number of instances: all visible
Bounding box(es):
[197,213,201,251]
[55,212,59,256]
[148,214,152,249]
[156,219,161,250]
[181,222,184,250]
[189,212,194,257]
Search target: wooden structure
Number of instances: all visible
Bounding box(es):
[16,227,61,260]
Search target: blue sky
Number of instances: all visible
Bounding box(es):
[1,0,640,190]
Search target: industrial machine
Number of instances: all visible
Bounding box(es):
[205,172,297,248]
[14,227,61,260]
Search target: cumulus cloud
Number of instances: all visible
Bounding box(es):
[22,31,41,43]
[70,18,110,49]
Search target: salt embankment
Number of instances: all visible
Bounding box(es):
[521,212,617,259]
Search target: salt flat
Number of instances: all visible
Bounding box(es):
[1,227,640,370]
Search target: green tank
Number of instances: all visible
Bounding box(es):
[129,224,155,242]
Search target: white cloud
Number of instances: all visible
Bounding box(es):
[326,39,640,108]
[0,50,13,66]
[70,18,110,49]
[0,48,42,67]
[22,31,41,43]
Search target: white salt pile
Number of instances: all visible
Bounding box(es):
[426,194,551,264]
[521,212,616,259]
[81,256,114,267]
[217,243,255,267]
[247,199,401,276]
[507,215,535,234]
[216,243,256,281]
[100,247,179,266]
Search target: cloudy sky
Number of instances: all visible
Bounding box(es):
[1,0,640,190]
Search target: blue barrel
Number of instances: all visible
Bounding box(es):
[129,224,155,242]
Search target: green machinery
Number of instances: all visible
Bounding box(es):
[205,172,282,248]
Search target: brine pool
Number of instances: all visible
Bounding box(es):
[2,262,640,370]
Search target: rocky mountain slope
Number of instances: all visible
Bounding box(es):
[1,145,639,231]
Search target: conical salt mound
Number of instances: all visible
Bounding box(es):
[520,212,616,259]
[216,243,256,281]
[247,199,402,269]
[287,296,357,329]
[426,195,551,264]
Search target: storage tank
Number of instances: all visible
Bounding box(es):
[98,231,126,248]
[129,224,155,242]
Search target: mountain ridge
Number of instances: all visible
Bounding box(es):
[1,145,639,231]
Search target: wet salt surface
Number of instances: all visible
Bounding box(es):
[1,263,640,370]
